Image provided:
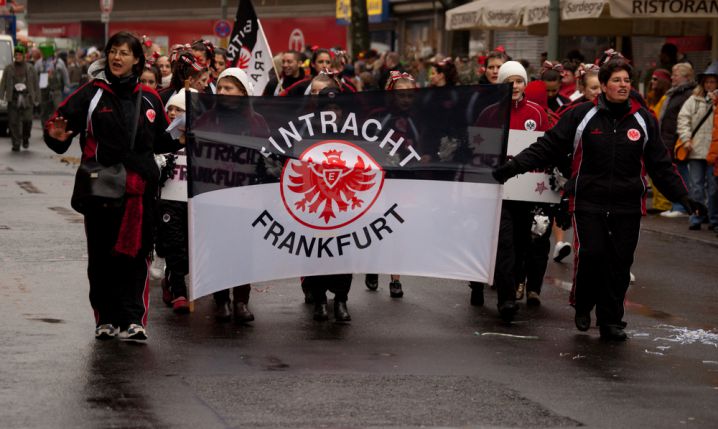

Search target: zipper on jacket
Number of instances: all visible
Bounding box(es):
[608,118,617,213]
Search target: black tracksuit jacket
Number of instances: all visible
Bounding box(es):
[509,94,688,215]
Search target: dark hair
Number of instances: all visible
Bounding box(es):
[598,59,633,84]
[483,50,510,67]
[214,47,228,62]
[311,72,341,90]
[561,60,577,73]
[191,39,216,70]
[141,64,161,87]
[566,49,585,64]
[433,61,458,86]
[284,50,302,62]
[661,43,678,60]
[542,69,561,82]
[104,31,145,76]
[170,50,206,90]
[311,48,333,76]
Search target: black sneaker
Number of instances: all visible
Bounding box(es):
[365,274,379,291]
[498,301,518,323]
[119,324,147,342]
[313,302,329,321]
[214,301,232,322]
[234,302,255,323]
[95,324,118,340]
[389,280,403,298]
[575,310,591,332]
[599,325,628,341]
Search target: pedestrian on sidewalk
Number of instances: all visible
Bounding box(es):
[44,32,183,342]
[0,45,40,151]
[676,60,718,231]
[658,62,696,218]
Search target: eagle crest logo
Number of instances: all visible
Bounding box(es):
[280,141,385,230]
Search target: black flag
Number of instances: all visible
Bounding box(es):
[226,0,273,94]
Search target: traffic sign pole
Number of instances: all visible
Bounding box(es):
[100,0,114,46]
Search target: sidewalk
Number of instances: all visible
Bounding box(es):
[641,211,718,248]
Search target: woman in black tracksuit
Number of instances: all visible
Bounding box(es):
[492,58,699,341]
[44,32,182,341]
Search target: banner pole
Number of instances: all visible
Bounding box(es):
[183,79,195,312]
[258,19,282,93]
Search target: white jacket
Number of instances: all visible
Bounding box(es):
[676,94,714,160]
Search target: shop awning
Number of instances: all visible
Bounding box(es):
[446,0,718,31]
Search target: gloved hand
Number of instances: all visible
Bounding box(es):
[491,160,517,184]
[680,196,707,217]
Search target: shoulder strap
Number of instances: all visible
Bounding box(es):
[691,103,714,138]
[129,87,143,151]
[86,87,104,134]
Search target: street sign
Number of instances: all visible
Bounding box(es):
[100,0,113,14]
[213,19,232,38]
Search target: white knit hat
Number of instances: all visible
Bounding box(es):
[217,67,255,96]
[497,61,528,84]
[166,88,198,112]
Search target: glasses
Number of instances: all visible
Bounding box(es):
[109,49,133,58]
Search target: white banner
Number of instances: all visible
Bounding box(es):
[160,154,188,202]
[188,180,502,300]
[502,130,561,203]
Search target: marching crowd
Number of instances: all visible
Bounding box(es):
[2,32,714,343]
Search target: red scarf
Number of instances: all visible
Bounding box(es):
[113,170,146,257]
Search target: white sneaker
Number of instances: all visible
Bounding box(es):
[95,324,118,340]
[119,324,148,342]
[660,210,688,218]
[150,255,165,280]
[630,272,636,283]
[553,241,572,262]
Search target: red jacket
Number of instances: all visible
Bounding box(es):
[508,96,549,132]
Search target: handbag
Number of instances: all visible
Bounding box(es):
[675,103,713,161]
[71,87,142,214]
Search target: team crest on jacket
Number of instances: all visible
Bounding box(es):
[146,109,156,123]
[280,140,385,230]
[524,119,537,131]
[627,128,641,141]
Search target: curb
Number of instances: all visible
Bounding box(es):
[640,225,718,248]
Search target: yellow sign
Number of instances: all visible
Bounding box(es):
[336,0,385,21]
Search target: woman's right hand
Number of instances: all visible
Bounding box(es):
[48,116,72,142]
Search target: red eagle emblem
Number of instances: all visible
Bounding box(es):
[627,128,641,142]
[287,149,377,224]
[237,47,252,69]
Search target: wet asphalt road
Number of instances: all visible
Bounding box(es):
[1,124,717,428]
